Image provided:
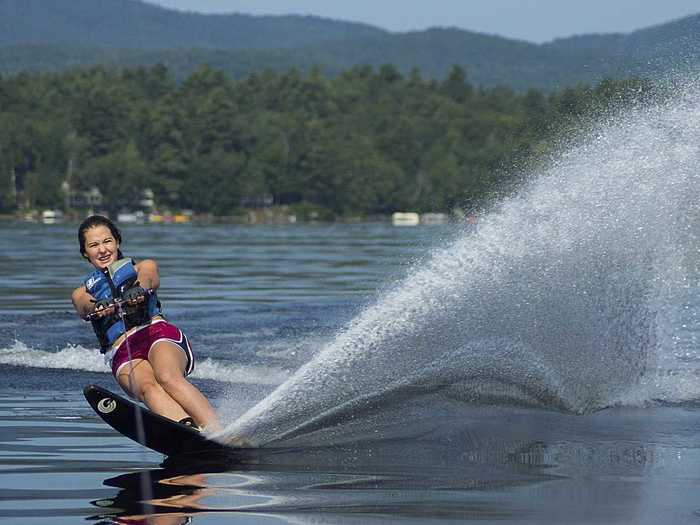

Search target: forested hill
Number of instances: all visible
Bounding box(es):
[1,0,699,90]
[0,66,654,217]
[543,15,700,59]
[0,0,385,49]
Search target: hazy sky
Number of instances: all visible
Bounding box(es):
[147,0,699,43]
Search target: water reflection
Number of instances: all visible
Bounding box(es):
[90,425,563,522]
[5,391,694,524]
[87,404,696,524]
[96,461,552,521]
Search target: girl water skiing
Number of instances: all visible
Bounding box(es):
[72,215,220,431]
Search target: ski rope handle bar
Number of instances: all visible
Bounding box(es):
[84,288,155,321]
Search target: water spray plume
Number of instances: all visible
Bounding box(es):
[222,80,699,446]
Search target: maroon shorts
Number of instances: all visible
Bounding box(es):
[107,319,195,377]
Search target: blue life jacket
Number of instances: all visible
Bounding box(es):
[83,258,161,352]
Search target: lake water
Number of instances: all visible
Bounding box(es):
[2,80,700,524]
[0,217,697,525]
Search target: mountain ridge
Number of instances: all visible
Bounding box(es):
[1,0,698,90]
[0,0,386,49]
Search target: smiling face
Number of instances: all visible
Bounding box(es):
[83,225,120,269]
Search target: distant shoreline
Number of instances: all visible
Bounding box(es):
[2,208,472,226]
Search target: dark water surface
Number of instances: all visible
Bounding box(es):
[0,218,698,524]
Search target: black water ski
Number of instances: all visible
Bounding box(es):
[84,384,229,456]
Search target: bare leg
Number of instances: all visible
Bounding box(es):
[117,359,190,422]
[149,341,221,431]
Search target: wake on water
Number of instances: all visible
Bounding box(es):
[221,80,699,446]
[0,341,290,386]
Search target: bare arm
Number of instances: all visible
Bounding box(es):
[72,286,96,320]
[135,259,160,291]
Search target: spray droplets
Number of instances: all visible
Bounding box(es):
[224,81,700,446]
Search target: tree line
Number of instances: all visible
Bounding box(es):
[0,64,654,218]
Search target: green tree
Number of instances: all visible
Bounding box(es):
[71,70,131,157]
[183,148,246,215]
[77,142,148,216]
[442,65,473,103]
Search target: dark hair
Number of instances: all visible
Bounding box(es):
[78,215,123,259]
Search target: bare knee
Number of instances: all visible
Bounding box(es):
[125,378,161,403]
[154,368,187,393]
[144,378,169,401]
